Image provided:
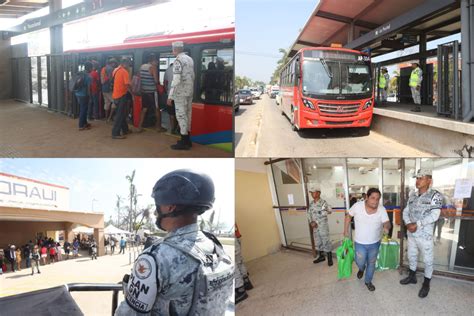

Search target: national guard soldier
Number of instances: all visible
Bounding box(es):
[400,169,442,298]
[115,170,234,315]
[378,67,390,104]
[167,41,195,150]
[307,184,333,266]
[235,224,253,304]
[409,62,423,112]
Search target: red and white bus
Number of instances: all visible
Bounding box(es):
[279,47,373,134]
[66,27,234,151]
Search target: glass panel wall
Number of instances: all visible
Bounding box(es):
[267,158,474,278]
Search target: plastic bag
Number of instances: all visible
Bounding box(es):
[376,239,400,270]
[336,238,354,279]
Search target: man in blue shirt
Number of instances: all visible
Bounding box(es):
[119,237,126,254]
[74,61,92,130]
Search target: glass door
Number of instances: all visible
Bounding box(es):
[271,159,308,250]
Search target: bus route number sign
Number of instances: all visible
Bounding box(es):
[358,55,371,62]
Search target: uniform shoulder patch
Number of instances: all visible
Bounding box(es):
[173,60,183,74]
[125,253,158,313]
[431,191,443,206]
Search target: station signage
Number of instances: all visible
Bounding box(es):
[2,0,161,39]
[0,173,70,210]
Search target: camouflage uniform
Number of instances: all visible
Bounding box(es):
[307,199,332,252]
[234,237,248,289]
[169,52,195,135]
[403,188,442,278]
[115,223,233,316]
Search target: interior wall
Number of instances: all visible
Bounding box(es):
[236,170,281,262]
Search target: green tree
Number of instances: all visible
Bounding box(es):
[235,75,253,90]
[270,48,289,84]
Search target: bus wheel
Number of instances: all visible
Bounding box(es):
[290,108,298,131]
[359,127,370,136]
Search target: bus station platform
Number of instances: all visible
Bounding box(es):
[0,100,231,158]
[372,102,474,157]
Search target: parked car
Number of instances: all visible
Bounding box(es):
[236,89,253,105]
[250,87,262,99]
[233,93,240,112]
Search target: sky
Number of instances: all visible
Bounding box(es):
[0,159,235,232]
[236,0,317,83]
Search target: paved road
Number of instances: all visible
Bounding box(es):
[235,95,434,157]
[0,243,235,315]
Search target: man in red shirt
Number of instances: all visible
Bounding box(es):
[89,61,101,120]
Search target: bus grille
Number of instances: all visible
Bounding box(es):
[318,103,360,115]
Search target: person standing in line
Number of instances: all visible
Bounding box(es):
[167,41,195,150]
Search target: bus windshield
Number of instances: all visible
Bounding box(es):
[302,57,371,99]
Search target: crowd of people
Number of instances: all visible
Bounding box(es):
[72,41,195,150]
[0,236,98,276]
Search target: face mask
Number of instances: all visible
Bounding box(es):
[155,206,177,231]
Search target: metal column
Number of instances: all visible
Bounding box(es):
[461,0,474,122]
[49,0,65,113]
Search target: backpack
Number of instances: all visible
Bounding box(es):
[69,71,86,92]
[165,232,234,316]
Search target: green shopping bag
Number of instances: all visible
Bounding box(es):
[336,238,354,279]
[376,239,400,270]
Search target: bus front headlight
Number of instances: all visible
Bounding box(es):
[303,99,315,110]
[362,100,373,110]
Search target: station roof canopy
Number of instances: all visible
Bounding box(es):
[0,0,48,19]
[289,0,461,58]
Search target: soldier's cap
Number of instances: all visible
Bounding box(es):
[414,168,432,178]
[381,67,387,70]
[172,41,184,49]
[308,184,321,192]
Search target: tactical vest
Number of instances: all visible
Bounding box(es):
[378,74,386,89]
[409,68,420,87]
[124,231,233,315]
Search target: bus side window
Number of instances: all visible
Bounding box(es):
[199,48,234,105]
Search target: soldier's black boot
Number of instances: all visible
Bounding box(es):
[313,252,326,264]
[327,252,333,266]
[171,134,191,150]
[185,134,193,148]
[400,269,418,285]
[418,277,431,298]
[235,286,248,304]
[243,275,254,290]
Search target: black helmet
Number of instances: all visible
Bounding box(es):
[152,169,215,211]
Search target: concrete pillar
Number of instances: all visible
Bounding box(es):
[64,222,75,244]
[0,38,12,100]
[49,0,64,112]
[94,227,105,256]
